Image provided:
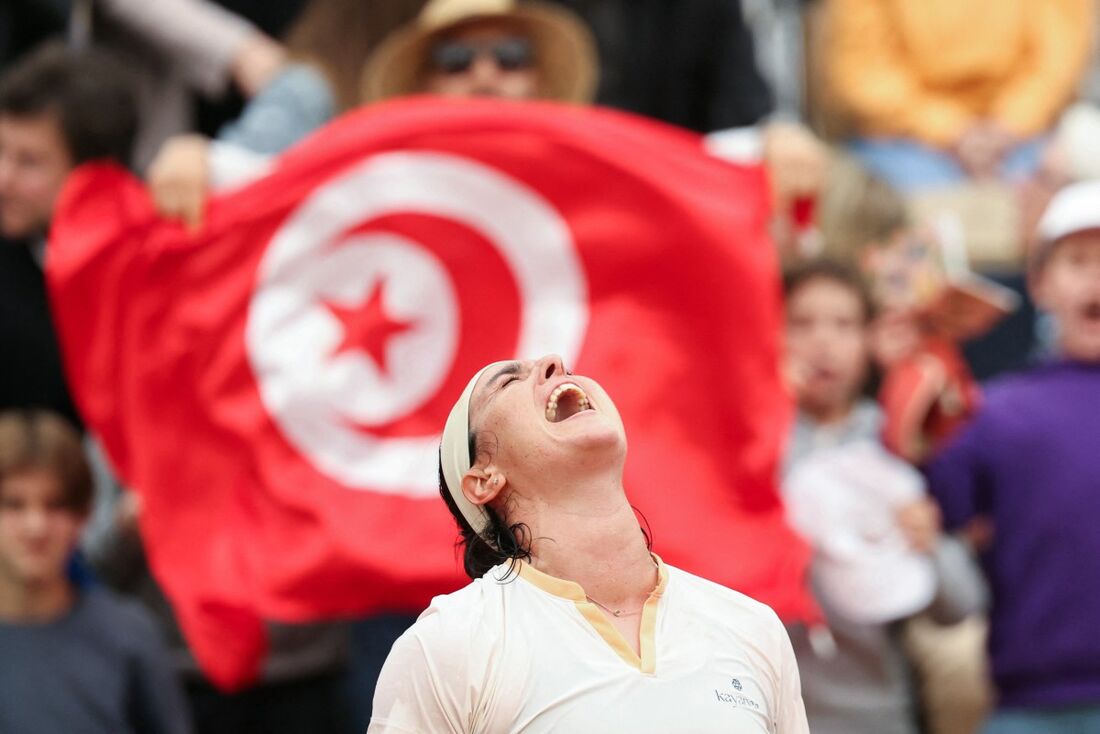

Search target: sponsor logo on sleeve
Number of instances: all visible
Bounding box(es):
[714,677,761,711]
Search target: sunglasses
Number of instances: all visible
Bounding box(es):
[430,37,536,74]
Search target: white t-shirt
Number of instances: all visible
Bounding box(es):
[369,557,808,733]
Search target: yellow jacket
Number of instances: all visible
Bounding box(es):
[826,0,1094,146]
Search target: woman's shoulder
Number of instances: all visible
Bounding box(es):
[665,567,796,686]
[666,565,786,631]
[402,565,521,640]
[381,565,523,684]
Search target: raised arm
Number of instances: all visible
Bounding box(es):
[97,0,283,97]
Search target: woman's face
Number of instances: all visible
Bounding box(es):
[466,355,626,489]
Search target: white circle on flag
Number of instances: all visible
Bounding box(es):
[247,151,587,497]
[302,234,458,425]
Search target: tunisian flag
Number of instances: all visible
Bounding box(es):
[49,98,812,689]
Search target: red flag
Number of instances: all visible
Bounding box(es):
[48,98,812,689]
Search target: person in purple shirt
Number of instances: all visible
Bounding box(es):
[925,180,1100,734]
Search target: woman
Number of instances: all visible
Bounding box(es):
[368,355,808,733]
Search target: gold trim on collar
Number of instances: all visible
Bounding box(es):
[518,555,668,674]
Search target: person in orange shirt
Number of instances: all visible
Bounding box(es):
[825,0,1094,191]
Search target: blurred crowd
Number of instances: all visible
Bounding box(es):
[1,0,1099,733]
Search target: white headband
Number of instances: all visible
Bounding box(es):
[440,361,511,538]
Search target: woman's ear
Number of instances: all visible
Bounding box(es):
[461,468,507,507]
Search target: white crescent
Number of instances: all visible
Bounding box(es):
[246,152,588,497]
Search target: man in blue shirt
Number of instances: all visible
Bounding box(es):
[0,409,191,734]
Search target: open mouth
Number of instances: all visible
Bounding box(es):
[545,382,594,423]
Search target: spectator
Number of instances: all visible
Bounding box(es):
[217,0,428,154]
[544,0,828,248]
[0,40,348,734]
[814,159,1007,463]
[361,0,596,104]
[782,259,986,734]
[0,41,137,428]
[925,180,1100,732]
[89,496,357,734]
[85,0,287,168]
[520,0,762,130]
[816,155,908,265]
[806,165,1001,734]
[825,0,1094,192]
[0,410,191,734]
[154,0,825,247]
[147,0,432,228]
[545,0,827,222]
[149,0,592,227]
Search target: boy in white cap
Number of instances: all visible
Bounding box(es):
[925,180,1100,733]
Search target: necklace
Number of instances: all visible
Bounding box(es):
[584,595,642,617]
[584,557,660,617]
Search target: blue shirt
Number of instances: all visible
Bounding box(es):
[0,587,191,734]
[217,63,336,155]
[925,360,1100,709]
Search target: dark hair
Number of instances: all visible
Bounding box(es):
[0,409,93,516]
[0,41,137,166]
[783,258,876,324]
[438,429,533,579]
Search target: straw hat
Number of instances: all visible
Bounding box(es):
[360,0,597,104]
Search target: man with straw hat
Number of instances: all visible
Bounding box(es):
[360,0,597,104]
[149,0,597,228]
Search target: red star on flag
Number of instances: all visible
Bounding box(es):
[323,281,415,376]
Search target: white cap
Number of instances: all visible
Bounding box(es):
[1036,180,1100,246]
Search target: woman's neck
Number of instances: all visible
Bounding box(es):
[521,480,658,610]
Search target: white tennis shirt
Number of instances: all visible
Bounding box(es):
[369,557,808,733]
